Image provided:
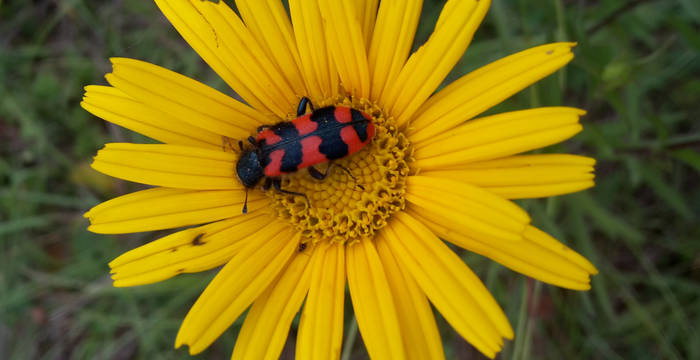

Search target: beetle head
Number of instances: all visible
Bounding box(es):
[236,149,264,188]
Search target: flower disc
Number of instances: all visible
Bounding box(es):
[267,97,412,244]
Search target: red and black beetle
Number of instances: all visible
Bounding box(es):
[235,97,375,213]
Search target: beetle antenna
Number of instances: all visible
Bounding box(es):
[242,189,249,214]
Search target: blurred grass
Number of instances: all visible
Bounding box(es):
[1,0,698,359]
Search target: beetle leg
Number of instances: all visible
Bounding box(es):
[262,177,273,191]
[297,96,315,116]
[297,97,309,116]
[336,164,365,190]
[307,165,328,180]
[332,164,357,182]
[257,125,271,133]
[248,136,257,146]
[308,163,365,190]
[272,178,311,208]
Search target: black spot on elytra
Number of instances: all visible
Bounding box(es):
[350,109,370,142]
[262,121,303,173]
[259,106,371,172]
[311,107,349,160]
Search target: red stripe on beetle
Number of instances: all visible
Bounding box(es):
[293,114,318,136]
[299,136,325,168]
[334,107,352,123]
[264,149,285,177]
[340,126,364,155]
[257,129,282,145]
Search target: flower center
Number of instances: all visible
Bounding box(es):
[266,97,412,244]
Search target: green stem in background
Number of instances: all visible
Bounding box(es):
[554,0,567,42]
[490,0,514,52]
[618,287,682,360]
[554,0,567,90]
[586,0,660,36]
[511,282,528,360]
[511,280,541,360]
[521,281,541,360]
[341,315,359,360]
[619,133,700,153]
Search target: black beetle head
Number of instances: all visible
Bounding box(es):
[236,149,264,188]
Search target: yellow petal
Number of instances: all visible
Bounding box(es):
[406,176,530,242]
[355,0,380,49]
[108,213,267,268]
[489,181,595,199]
[154,0,296,116]
[368,0,422,102]
[347,238,406,360]
[289,0,339,101]
[413,210,597,289]
[176,228,299,354]
[421,154,596,198]
[382,0,490,126]
[84,187,266,234]
[81,86,221,149]
[413,107,585,169]
[525,226,598,274]
[383,212,512,358]
[455,153,595,168]
[234,0,307,97]
[423,165,593,186]
[296,243,346,360]
[232,247,314,360]
[106,58,271,138]
[110,214,282,287]
[91,143,239,190]
[375,232,445,360]
[318,0,371,98]
[409,42,576,142]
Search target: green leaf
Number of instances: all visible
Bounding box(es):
[640,165,694,220]
[575,193,645,244]
[672,149,700,173]
[678,0,700,23]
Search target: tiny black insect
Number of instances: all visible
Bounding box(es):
[298,243,307,252]
[192,233,205,246]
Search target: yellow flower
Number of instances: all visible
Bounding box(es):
[81,0,598,359]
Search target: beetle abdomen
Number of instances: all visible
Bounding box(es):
[257,106,375,177]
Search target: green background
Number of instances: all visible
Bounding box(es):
[1,0,698,359]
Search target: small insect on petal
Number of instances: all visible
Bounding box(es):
[192,233,205,246]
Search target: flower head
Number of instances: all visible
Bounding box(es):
[82,0,597,358]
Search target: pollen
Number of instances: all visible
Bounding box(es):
[267,97,413,244]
